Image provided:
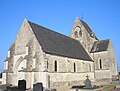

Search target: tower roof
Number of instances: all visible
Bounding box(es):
[80,19,98,40]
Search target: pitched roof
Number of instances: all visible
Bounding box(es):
[28,21,92,61]
[80,19,98,40]
[91,39,110,53]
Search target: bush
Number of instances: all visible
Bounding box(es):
[119,72,120,75]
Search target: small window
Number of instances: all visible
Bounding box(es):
[74,31,78,38]
[47,61,48,69]
[89,64,91,71]
[74,63,76,72]
[99,59,102,69]
[54,61,57,72]
[79,30,82,37]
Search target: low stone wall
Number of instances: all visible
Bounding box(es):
[50,80,84,88]
[96,78,111,83]
[95,70,111,82]
[49,72,94,89]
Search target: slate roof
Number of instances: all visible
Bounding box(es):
[28,21,92,61]
[91,39,110,53]
[80,19,98,40]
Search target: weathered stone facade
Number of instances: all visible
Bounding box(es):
[2,17,118,90]
[70,17,118,82]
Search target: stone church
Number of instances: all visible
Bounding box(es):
[2,17,118,89]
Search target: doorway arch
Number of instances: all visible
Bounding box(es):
[14,56,24,74]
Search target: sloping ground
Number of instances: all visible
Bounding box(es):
[105,88,120,91]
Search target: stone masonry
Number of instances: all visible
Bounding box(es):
[2,17,118,90]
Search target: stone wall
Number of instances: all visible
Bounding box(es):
[2,19,46,89]
[49,72,94,88]
[70,17,118,82]
[107,40,118,76]
[2,18,118,90]
[91,41,118,80]
[90,51,111,81]
[70,17,97,53]
[7,43,15,72]
[2,73,6,84]
[91,51,109,70]
[4,61,8,70]
[45,53,94,73]
[92,51,117,81]
[95,70,110,82]
[45,53,94,89]
[14,19,33,55]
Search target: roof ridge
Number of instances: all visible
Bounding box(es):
[28,21,70,38]
[78,18,98,40]
[28,20,86,45]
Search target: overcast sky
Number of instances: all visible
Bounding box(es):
[0,0,120,72]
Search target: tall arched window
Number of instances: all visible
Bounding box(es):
[74,31,79,38]
[54,61,57,72]
[74,63,76,72]
[89,64,91,71]
[79,30,82,37]
[47,61,48,69]
[99,59,102,69]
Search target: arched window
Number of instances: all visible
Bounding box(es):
[74,63,76,72]
[47,61,48,69]
[74,31,78,38]
[79,30,82,37]
[89,64,91,71]
[54,61,57,72]
[99,59,102,69]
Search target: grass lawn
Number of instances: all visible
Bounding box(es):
[102,83,116,91]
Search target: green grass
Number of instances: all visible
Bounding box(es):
[102,84,116,91]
